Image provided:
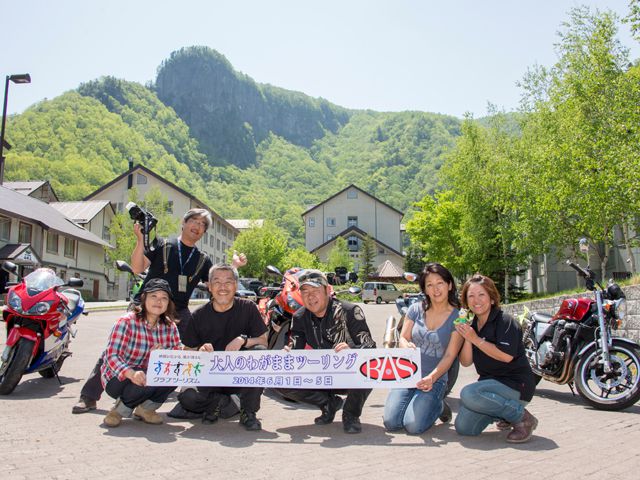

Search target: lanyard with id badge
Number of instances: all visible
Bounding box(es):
[177,241,196,293]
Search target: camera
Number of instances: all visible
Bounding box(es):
[126,202,158,251]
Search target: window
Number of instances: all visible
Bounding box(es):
[216,257,221,264]
[116,202,123,213]
[308,217,315,227]
[167,200,173,214]
[347,216,358,227]
[378,247,385,254]
[64,238,76,258]
[0,215,10,241]
[210,236,214,247]
[46,231,59,254]
[347,189,358,199]
[327,234,335,241]
[203,232,208,244]
[347,235,359,251]
[136,173,147,184]
[222,242,227,253]
[59,270,66,282]
[326,217,336,227]
[217,222,221,233]
[102,226,110,241]
[18,222,32,243]
[217,239,221,250]
[222,226,228,238]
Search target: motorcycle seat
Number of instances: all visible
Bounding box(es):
[61,289,81,312]
[531,312,553,323]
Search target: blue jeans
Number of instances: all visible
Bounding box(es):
[383,378,446,434]
[454,379,527,436]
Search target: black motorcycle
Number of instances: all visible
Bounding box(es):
[522,260,640,410]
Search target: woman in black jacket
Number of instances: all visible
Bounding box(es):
[454,274,538,443]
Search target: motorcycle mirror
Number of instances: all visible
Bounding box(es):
[65,278,84,288]
[348,286,361,295]
[2,261,18,274]
[115,260,135,275]
[265,265,283,277]
[403,272,418,282]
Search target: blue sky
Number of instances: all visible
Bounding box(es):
[4,1,638,118]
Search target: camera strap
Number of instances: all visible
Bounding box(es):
[165,238,207,283]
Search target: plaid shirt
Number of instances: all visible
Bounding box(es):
[100,312,181,386]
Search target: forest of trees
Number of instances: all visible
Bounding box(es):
[407,6,640,301]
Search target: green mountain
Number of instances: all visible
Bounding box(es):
[4,47,462,245]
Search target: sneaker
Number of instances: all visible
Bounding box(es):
[202,407,220,425]
[496,419,512,431]
[72,396,97,414]
[342,413,362,434]
[133,406,163,425]
[167,404,202,420]
[506,409,538,443]
[104,408,122,427]
[239,411,262,431]
[314,394,344,425]
[439,400,452,423]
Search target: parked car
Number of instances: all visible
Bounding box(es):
[239,278,265,295]
[362,281,402,304]
[235,281,258,302]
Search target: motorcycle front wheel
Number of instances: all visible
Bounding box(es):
[0,338,35,395]
[574,340,640,411]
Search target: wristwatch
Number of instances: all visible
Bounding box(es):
[240,334,248,348]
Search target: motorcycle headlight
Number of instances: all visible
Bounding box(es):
[8,291,22,312]
[613,298,626,321]
[27,301,53,315]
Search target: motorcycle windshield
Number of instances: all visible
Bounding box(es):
[24,269,64,294]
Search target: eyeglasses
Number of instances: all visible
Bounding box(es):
[186,218,208,229]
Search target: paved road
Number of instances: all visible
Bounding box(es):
[1,303,639,479]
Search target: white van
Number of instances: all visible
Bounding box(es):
[362,282,401,304]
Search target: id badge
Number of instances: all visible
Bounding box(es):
[178,275,188,293]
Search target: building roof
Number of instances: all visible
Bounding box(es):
[301,184,404,217]
[84,164,238,234]
[0,185,111,248]
[375,259,404,278]
[0,243,42,266]
[49,201,113,224]
[4,181,59,202]
[226,219,264,230]
[310,225,404,257]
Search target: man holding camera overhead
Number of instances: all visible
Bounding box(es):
[132,208,214,335]
[71,207,246,414]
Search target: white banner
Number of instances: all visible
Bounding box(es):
[146,348,421,389]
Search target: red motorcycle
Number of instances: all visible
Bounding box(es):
[0,261,86,394]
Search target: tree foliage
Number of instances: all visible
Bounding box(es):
[326,237,354,272]
[230,222,289,279]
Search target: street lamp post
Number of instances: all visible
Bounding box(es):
[0,73,31,185]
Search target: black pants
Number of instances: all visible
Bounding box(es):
[178,344,266,414]
[105,375,175,409]
[178,386,263,414]
[277,388,372,417]
[79,307,192,401]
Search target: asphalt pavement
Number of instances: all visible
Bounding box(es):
[1,302,639,480]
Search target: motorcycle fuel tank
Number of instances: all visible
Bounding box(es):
[553,297,592,321]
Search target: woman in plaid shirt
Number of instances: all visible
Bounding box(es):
[101,278,181,427]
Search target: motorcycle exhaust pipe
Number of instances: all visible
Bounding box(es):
[383,315,398,349]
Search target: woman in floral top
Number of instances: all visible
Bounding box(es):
[101,278,181,427]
